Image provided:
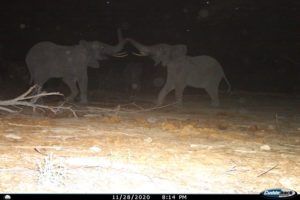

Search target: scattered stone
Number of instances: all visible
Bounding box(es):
[5,134,22,140]
[181,124,196,135]
[190,144,201,148]
[190,144,213,150]
[268,125,275,130]
[161,121,178,131]
[89,146,101,153]
[217,123,228,130]
[248,124,259,132]
[147,116,158,124]
[101,116,121,123]
[144,137,152,143]
[260,145,271,151]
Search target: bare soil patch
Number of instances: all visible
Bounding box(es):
[0,91,299,193]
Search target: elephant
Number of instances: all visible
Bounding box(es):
[25,31,127,103]
[128,39,231,106]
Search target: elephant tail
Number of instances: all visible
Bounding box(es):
[27,68,33,84]
[27,70,35,85]
[223,74,231,93]
[29,76,33,85]
[25,56,33,85]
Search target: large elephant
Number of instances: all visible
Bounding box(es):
[128,39,231,106]
[26,31,127,103]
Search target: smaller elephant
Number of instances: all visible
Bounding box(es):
[26,35,127,103]
[128,39,231,106]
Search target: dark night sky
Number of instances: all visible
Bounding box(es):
[0,0,300,93]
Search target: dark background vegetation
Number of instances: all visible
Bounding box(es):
[0,0,299,94]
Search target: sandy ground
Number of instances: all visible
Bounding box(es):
[0,90,299,193]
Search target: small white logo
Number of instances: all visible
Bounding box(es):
[4,195,11,200]
[261,188,297,199]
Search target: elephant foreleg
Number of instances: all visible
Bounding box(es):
[157,78,175,106]
[30,77,47,103]
[63,78,78,102]
[204,85,220,107]
[175,81,186,106]
[77,73,88,104]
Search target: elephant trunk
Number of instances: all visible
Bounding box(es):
[112,28,126,54]
[113,40,126,54]
[127,39,149,55]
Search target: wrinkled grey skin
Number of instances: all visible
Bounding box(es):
[128,39,231,106]
[123,62,143,93]
[26,37,126,103]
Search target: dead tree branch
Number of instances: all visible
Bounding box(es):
[0,85,77,117]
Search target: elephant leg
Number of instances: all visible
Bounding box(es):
[205,85,220,107]
[175,81,186,106]
[63,78,78,102]
[157,79,175,106]
[77,73,88,104]
[30,77,47,103]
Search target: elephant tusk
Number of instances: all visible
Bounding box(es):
[114,51,127,56]
[113,52,128,58]
[132,52,146,56]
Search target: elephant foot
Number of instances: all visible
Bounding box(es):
[173,100,183,110]
[156,100,163,107]
[175,99,183,106]
[211,101,220,107]
[129,94,137,101]
[79,98,88,104]
[65,96,76,103]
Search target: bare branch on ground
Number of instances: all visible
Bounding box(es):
[0,85,77,117]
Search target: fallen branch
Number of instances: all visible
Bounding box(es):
[80,102,179,116]
[0,85,77,117]
[257,164,278,177]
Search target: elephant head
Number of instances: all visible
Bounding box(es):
[80,29,128,68]
[127,39,187,66]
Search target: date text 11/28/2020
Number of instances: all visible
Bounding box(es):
[112,194,188,200]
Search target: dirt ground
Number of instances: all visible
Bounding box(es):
[0,90,299,193]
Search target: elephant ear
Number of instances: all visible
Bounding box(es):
[79,40,107,63]
[161,44,186,66]
[170,44,187,60]
[151,44,171,67]
[149,44,187,67]
[87,58,100,68]
[79,40,91,49]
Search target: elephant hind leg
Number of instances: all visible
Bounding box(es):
[63,78,78,102]
[175,82,186,106]
[77,74,88,104]
[157,83,175,106]
[30,77,48,103]
[204,85,220,107]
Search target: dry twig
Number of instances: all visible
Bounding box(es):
[80,102,178,116]
[0,85,77,117]
[257,164,278,177]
